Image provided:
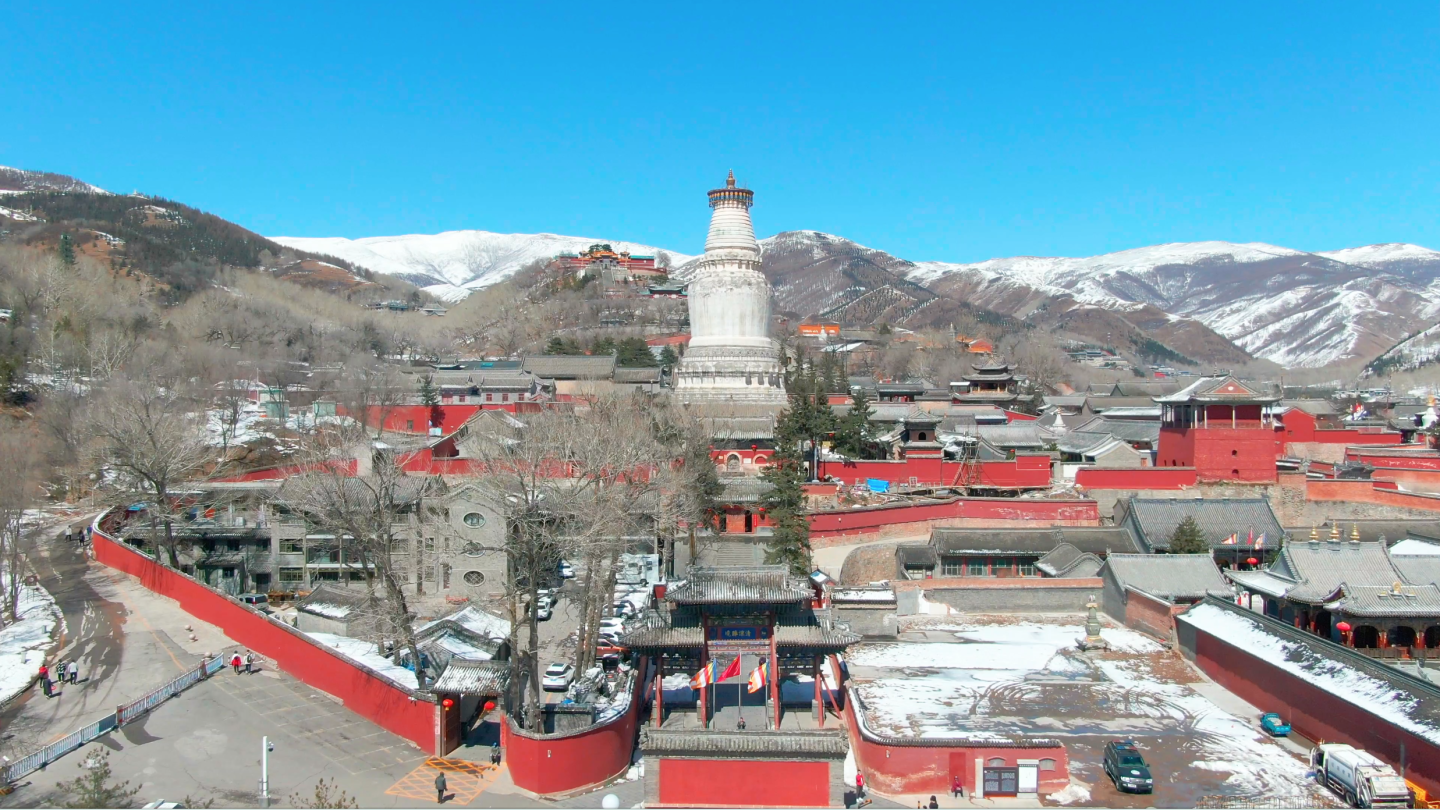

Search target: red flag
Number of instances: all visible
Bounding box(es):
[747,661,769,693]
[1247,527,1254,546]
[717,656,742,682]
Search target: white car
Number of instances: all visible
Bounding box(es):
[535,602,553,621]
[558,560,576,579]
[542,662,574,691]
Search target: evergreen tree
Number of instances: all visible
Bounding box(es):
[545,336,584,355]
[834,387,875,459]
[418,375,444,430]
[658,345,679,369]
[616,336,657,366]
[55,750,140,809]
[58,233,76,268]
[1168,516,1210,554]
[590,336,616,357]
[760,431,812,576]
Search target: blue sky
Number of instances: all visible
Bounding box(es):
[3,3,1437,261]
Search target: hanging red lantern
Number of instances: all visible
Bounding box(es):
[441,698,454,708]
[1246,557,1259,566]
[483,700,496,713]
[751,444,758,451]
[1336,621,1352,633]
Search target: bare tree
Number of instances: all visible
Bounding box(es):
[0,423,42,625]
[455,393,672,728]
[283,427,439,686]
[86,365,211,568]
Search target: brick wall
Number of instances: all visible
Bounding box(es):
[1123,587,1178,639]
[898,578,1104,613]
[810,498,1099,544]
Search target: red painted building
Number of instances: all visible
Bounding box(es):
[1154,376,1283,482]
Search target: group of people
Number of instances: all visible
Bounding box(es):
[229,650,259,674]
[37,660,80,697]
[855,771,961,809]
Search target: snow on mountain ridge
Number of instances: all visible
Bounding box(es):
[1316,243,1440,267]
[270,230,695,301]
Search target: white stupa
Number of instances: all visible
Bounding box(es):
[673,172,787,405]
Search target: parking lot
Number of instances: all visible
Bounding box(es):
[846,615,1340,808]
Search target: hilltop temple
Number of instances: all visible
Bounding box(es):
[673,172,788,405]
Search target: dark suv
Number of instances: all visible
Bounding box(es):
[1104,739,1154,793]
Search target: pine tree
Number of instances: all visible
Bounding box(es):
[545,336,567,355]
[418,375,444,430]
[616,336,657,366]
[1169,516,1210,554]
[658,345,679,369]
[55,750,140,809]
[591,336,616,357]
[834,387,875,459]
[58,233,76,268]
[760,443,811,576]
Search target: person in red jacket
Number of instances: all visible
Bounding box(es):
[855,771,865,801]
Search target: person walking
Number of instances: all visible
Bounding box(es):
[434,771,447,804]
[489,743,501,766]
[231,652,242,674]
[855,771,865,804]
[38,665,51,698]
[67,660,79,685]
[244,651,255,674]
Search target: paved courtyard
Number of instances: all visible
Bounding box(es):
[847,614,1340,809]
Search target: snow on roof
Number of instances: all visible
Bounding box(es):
[1390,538,1440,556]
[1178,601,1440,745]
[304,632,418,690]
[832,588,896,603]
[422,605,510,642]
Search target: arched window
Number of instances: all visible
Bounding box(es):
[987,757,1006,767]
[1039,759,1057,771]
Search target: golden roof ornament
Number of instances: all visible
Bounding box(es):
[1329,523,1341,542]
[726,170,735,189]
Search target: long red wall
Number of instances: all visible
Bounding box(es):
[1181,612,1440,796]
[655,759,829,808]
[338,404,484,434]
[1346,450,1440,470]
[1074,467,1197,490]
[844,695,1069,796]
[1306,479,1440,512]
[808,497,1100,541]
[500,670,642,797]
[91,521,439,752]
[816,455,1051,489]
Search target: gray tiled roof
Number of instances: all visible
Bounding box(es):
[1394,556,1440,588]
[431,661,510,695]
[718,477,774,504]
[1035,542,1100,577]
[703,416,776,441]
[1067,416,1160,445]
[1270,540,1408,603]
[1152,376,1282,404]
[665,566,810,605]
[930,526,1140,556]
[1324,583,1440,618]
[896,544,940,567]
[1101,554,1232,602]
[614,367,662,384]
[1120,498,1284,552]
[521,354,617,379]
[1280,399,1339,417]
[295,584,377,617]
[622,618,859,650]
[941,423,1049,449]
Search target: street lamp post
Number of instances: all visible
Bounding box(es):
[260,736,273,808]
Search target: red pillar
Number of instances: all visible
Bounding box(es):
[700,618,710,729]
[814,655,823,728]
[654,655,664,729]
[769,632,780,729]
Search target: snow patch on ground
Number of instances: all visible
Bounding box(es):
[0,581,62,705]
[1049,783,1091,805]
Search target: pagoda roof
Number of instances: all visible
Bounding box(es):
[665,565,811,605]
[620,620,860,651]
[1152,375,1281,405]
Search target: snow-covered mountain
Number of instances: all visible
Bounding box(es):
[0,166,109,195]
[908,241,1440,368]
[270,231,695,300]
[272,222,1440,368]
